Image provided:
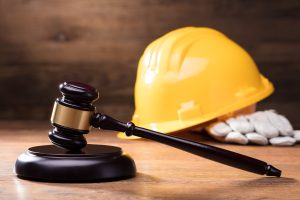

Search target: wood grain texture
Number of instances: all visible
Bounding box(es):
[0,121,300,200]
[0,0,299,121]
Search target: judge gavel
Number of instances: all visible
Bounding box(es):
[49,81,281,177]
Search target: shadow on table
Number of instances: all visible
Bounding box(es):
[13,173,299,200]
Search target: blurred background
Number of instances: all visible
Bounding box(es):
[0,0,299,126]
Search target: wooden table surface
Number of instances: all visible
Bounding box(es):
[1,121,300,200]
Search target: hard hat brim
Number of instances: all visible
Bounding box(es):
[119,75,274,139]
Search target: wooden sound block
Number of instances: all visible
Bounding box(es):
[15,144,136,182]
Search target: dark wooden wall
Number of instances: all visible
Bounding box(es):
[0,0,299,124]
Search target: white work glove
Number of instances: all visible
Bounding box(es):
[206,110,299,146]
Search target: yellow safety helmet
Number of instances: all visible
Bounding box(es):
[129,27,274,134]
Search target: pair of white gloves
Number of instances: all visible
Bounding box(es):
[206,110,299,146]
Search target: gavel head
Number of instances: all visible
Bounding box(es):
[48,81,99,151]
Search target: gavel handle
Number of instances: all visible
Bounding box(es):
[91,113,281,177]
